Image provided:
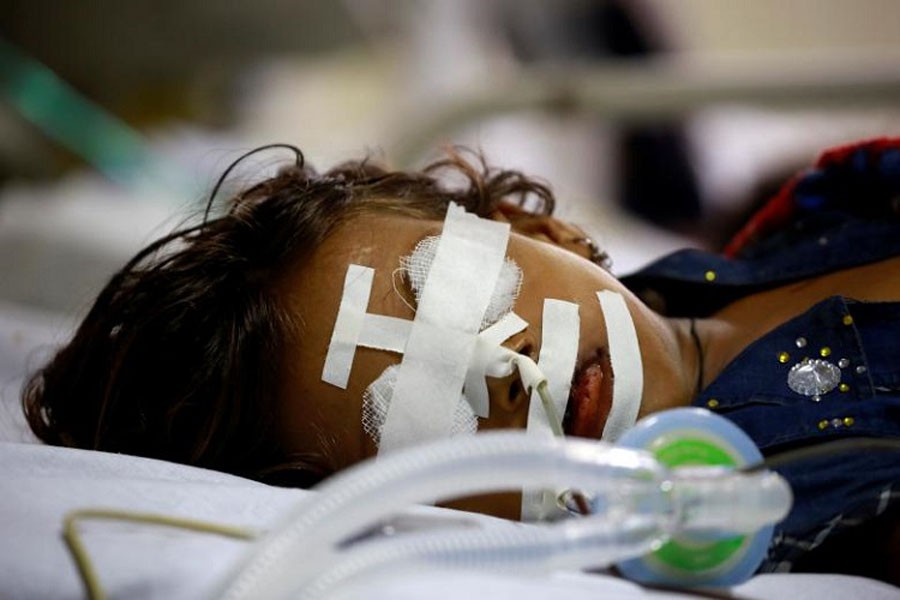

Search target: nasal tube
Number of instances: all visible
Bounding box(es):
[216,411,791,599]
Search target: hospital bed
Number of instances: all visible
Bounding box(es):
[3,47,900,598]
[3,295,900,599]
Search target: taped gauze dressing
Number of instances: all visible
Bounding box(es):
[322,205,529,452]
[521,298,580,521]
[379,204,511,453]
[402,235,523,331]
[362,312,527,448]
[363,365,478,444]
[322,265,416,388]
[597,290,643,442]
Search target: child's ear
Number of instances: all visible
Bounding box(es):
[488,202,609,268]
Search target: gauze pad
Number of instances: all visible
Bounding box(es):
[401,235,522,330]
[362,365,478,447]
[597,290,644,443]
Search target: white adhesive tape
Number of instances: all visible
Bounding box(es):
[597,290,643,443]
[379,204,511,453]
[521,298,580,521]
[321,265,375,389]
[527,299,580,434]
[464,311,528,418]
[358,314,412,353]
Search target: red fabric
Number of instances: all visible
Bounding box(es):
[722,174,800,258]
[723,137,900,258]
[815,137,898,168]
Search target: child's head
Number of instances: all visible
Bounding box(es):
[22,146,557,486]
[24,145,674,520]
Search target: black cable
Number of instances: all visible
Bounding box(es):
[689,318,704,398]
[740,437,900,473]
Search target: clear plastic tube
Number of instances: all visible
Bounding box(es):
[665,466,793,533]
[214,430,791,599]
[216,432,667,599]
[299,514,665,600]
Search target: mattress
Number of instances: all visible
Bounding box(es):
[1,295,898,599]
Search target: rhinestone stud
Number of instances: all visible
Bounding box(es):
[787,358,841,401]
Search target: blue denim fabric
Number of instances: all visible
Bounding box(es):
[621,216,900,318]
[620,142,900,572]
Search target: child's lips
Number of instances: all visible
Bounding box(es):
[563,352,613,439]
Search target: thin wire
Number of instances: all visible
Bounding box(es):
[62,508,258,600]
[203,143,305,222]
[689,318,705,398]
[741,437,900,473]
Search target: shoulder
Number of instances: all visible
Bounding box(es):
[623,138,900,317]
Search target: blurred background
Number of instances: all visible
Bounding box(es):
[2,0,900,358]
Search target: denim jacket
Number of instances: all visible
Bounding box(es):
[621,139,900,576]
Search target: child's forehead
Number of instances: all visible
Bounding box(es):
[322,214,445,271]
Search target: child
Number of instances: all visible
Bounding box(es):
[24,140,900,583]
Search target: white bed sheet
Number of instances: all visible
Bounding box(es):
[3,440,899,600]
[2,290,899,599]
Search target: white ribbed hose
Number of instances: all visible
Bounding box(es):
[216,432,666,599]
[215,431,791,600]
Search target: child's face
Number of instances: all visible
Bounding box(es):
[276,211,671,518]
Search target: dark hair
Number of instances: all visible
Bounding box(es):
[22,145,555,485]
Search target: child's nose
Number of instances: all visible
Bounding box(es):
[489,332,538,414]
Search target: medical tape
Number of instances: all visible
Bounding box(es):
[358,314,412,353]
[521,298,580,521]
[321,266,416,387]
[322,264,375,389]
[464,311,528,418]
[525,299,580,436]
[358,311,527,444]
[379,204,511,453]
[597,290,643,443]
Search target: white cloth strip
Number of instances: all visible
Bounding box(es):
[358,314,413,353]
[528,299,580,433]
[321,265,375,389]
[597,290,643,443]
[379,204,511,453]
[521,298,580,521]
[464,312,529,418]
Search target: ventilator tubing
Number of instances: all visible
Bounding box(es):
[215,429,791,600]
